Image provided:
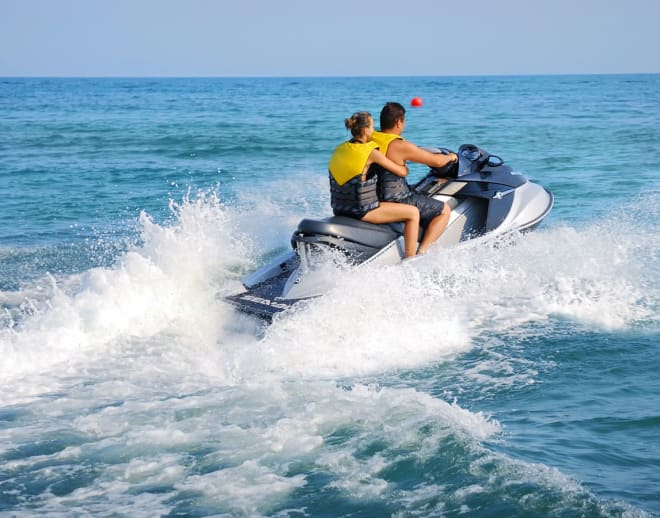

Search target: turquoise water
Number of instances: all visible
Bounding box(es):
[0,76,658,516]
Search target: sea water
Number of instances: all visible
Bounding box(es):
[0,75,658,516]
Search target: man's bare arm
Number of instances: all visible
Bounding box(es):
[392,140,457,167]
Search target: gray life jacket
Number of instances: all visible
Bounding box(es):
[329,173,379,217]
[377,168,412,202]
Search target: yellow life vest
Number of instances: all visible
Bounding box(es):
[328,140,378,186]
[371,132,411,202]
[371,131,404,156]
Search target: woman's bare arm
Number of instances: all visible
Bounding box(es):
[368,149,409,177]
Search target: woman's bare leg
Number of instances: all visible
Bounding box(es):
[361,202,420,257]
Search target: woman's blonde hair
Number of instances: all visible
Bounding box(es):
[344,111,373,138]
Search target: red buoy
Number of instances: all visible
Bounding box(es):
[410,96,423,107]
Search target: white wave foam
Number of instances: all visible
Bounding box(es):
[1,188,657,392]
[175,461,307,515]
[0,192,252,388]
[12,380,498,516]
[234,214,657,383]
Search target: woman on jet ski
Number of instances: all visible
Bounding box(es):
[328,112,421,258]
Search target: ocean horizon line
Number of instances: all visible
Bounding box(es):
[1,71,659,80]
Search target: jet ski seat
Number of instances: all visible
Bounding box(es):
[294,216,403,250]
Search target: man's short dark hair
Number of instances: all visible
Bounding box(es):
[380,102,406,130]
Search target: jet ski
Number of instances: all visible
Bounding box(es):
[225,144,554,321]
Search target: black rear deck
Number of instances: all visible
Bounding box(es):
[224,291,297,321]
[223,271,303,321]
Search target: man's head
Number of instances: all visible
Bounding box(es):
[380,102,406,131]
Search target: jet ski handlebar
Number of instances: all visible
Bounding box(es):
[426,144,505,178]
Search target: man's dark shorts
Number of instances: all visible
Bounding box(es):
[402,192,445,227]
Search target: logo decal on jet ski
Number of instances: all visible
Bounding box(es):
[239,294,290,310]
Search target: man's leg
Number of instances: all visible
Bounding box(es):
[418,203,451,254]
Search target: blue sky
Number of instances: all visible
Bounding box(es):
[2,0,659,77]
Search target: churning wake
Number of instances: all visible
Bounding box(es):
[1,189,657,388]
[0,190,656,516]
